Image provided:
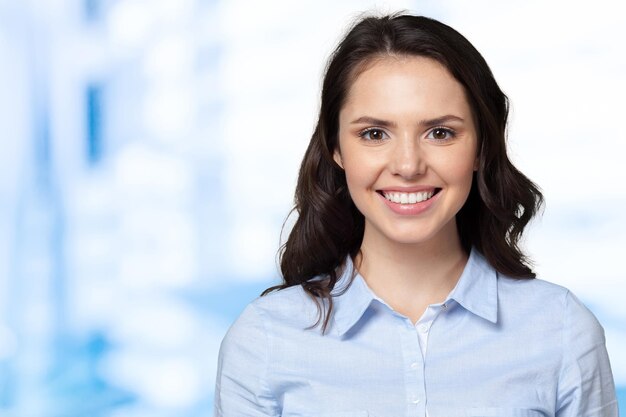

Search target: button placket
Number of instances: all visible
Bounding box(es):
[400,316,425,416]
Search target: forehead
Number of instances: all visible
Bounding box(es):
[341,55,472,120]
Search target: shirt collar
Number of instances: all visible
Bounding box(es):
[447,248,498,324]
[330,257,378,336]
[330,247,499,336]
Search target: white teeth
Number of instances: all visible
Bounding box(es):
[382,190,435,204]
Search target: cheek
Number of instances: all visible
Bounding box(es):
[440,145,477,182]
[343,161,368,192]
[341,152,384,190]
[454,160,477,183]
[436,150,468,166]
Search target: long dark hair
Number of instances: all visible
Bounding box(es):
[263,13,544,333]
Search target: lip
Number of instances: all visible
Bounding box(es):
[377,188,441,215]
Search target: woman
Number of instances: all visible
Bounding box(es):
[214,13,618,417]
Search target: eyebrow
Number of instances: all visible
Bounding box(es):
[350,115,465,127]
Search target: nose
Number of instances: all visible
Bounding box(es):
[390,136,425,179]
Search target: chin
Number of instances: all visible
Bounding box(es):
[392,235,437,246]
[380,227,440,246]
[366,216,457,247]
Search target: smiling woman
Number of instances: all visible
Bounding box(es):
[336,56,477,247]
[213,13,618,417]
[333,56,479,320]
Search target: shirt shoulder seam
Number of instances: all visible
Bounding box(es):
[249,302,280,415]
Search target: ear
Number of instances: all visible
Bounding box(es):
[333,149,344,169]
[473,156,479,171]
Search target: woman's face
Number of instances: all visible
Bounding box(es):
[335,55,478,248]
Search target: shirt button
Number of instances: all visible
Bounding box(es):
[412,398,420,404]
[418,324,429,333]
[410,361,418,369]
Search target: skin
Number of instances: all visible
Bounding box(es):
[334,55,479,323]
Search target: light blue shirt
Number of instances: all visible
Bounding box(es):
[214,249,618,416]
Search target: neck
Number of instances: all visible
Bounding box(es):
[355,223,469,322]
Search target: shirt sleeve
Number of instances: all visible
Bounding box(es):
[213,302,279,417]
[556,291,618,417]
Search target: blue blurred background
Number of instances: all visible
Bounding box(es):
[0,0,624,415]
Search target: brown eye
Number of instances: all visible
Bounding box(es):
[369,130,384,140]
[433,129,447,140]
[427,127,455,141]
[360,128,387,141]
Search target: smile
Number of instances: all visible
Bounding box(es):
[381,189,439,204]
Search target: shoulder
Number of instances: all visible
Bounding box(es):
[215,291,293,414]
[503,280,623,414]
[497,273,605,341]
[227,284,321,337]
[497,273,569,299]
[218,286,315,370]
[217,284,322,373]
